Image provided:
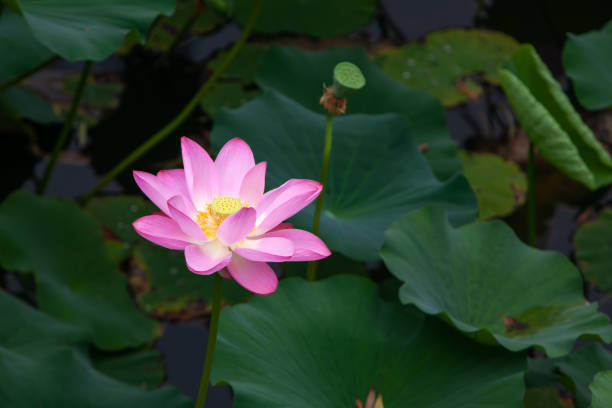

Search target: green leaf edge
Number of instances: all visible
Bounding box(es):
[498,44,612,190]
[380,205,612,357]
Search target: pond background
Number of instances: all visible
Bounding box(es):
[3,0,612,405]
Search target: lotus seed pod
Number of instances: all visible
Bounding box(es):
[332,62,366,98]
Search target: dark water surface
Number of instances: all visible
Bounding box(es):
[157,321,233,405]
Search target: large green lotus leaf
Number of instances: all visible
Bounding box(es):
[574,209,612,292]
[499,44,612,190]
[563,20,612,110]
[459,150,527,220]
[211,275,526,408]
[93,349,166,390]
[0,289,191,408]
[134,242,250,318]
[0,9,54,84]
[11,0,176,61]
[555,344,612,408]
[380,29,519,106]
[211,91,477,261]
[0,190,157,350]
[0,86,60,123]
[590,371,612,408]
[255,45,461,180]
[86,195,156,243]
[229,0,376,38]
[380,206,612,357]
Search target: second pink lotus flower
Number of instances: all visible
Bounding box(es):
[132,137,330,294]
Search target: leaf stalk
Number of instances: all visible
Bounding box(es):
[306,112,333,281]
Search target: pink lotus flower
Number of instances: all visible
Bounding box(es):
[132,137,330,294]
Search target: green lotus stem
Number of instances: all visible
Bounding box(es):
[195,273,224,408]
[306,113,333,281]
[0,56,59,93]
[527,142,536,246]
[38,60,92,194]
[80,0,263,204]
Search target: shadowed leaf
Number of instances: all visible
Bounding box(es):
[574,209,612,291]
[0,191,157,350]
[0,290,191,408]
[499,45,612,190]
[563,20,612,110]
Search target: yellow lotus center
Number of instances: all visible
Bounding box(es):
[196,196,244,240]
[211,196,243,215]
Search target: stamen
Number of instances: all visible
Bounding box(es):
[196,196,244,240]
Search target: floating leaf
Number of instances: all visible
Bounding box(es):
[0,7,54,122]
[282,253,367,279]
[574,208,612,292]
[229,0,377,38]
[148,0,226,51]
[104,240,132,266]
[0,86,60,123]
[207,43,269,83]
[61,75,124,109]
[134,242,250,318]
[86,196,156,243]
[10,0,176,61]
[255,45,461,180]
[0,289,191,408]
[590,371,612,408]
[380,29,519,106]
[380,206,612,357]
[211,275,526,408]
[0,9,54,84]
[555,344,612,408]
[459,150,527,220]
[200,82,260,119]
[200,44,268,116]
[563,20,612,110]
[87,196,250,317]
[212,91,477,261]
[93,349,166,390]
[525,357,561,388]
[499,44,612,190]
[120,0,227,53]
[524,387,571,408]
[53,74,124,125]
[0,191,157,350]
